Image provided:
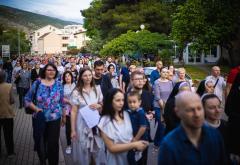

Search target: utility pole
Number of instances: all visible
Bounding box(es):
[18,29,20,57]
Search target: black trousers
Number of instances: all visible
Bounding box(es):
[127,146,148,165]
[18,87,29,108]
[36,119,61,165]
[0,118,14,155]
[65,116,71,146]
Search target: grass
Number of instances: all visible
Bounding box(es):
[175,64,231,81]
[184,65,208,80]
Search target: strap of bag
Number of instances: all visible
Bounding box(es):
[32,80,40,104]
[214,78,219,88]
[82,95,88,105]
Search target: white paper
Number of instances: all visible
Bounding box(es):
[79,106,100,128]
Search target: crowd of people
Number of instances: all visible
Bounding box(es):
[0,54,240,165]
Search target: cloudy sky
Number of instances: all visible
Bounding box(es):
[0,0,93,23]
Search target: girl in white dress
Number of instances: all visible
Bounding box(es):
[70,68,106,165]
[98,88,148,165]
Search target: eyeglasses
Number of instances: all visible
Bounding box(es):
[133,78,144,81]
[46,69,56,72]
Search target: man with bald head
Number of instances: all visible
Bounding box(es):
[206,66,226,103]
[158,91,227,165]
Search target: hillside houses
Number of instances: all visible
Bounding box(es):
[30,24,90,55]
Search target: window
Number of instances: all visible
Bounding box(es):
[37,32,40,36]
[62,44,68,47]
[62,37,69,40]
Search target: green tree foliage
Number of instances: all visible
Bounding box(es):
[171,0,240,62]
[0,25,31,54]
[100,30,170,57]
[85,32,105,55]
[82,0,175,43]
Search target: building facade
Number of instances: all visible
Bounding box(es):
[182,44,221,64]
[30,24,90,55]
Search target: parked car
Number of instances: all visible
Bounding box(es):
[143,67,193,86]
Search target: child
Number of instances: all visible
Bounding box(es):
[127,91,149,165]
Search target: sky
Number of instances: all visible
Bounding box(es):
[0,0,93,23]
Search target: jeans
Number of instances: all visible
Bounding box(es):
[33,117,61,165]
[18,87,29,108]
[153,107,165,147]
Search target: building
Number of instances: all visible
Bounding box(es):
[37,32,62,55]
[63,25,85,34]
[181,44,221,64]
[30,24,90,55]
[30,25,62,54]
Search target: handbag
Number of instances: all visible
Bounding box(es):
[25,81,40,114]
[14,76,21,84]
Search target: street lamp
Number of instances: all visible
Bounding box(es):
[139,24,145,66]
[140,24,145,30]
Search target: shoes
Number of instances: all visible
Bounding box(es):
[65,146,72,154]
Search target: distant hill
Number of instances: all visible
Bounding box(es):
[0,5,79,32]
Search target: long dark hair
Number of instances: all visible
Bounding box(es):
[143,75,152,92]
[75,67,97,97]
[62,71,74,85]
[102,88,124,121]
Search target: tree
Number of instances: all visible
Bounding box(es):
[0,26,31,55]
[82,0,175,42]
[100,30,171,58]
[171,0,240,66]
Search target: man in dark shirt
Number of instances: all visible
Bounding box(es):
[158,91,227,165]
[124,70,153,114]
[93,60,113,98]
[150,60,163,85]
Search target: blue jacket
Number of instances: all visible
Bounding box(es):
[150,69,160,85]
[158,125,227,165]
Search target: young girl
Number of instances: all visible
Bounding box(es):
[98,88,148,165]
[62,71,75,154]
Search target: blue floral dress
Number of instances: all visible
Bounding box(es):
[25,80,64,122]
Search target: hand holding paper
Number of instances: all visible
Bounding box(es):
[79,105,101,128]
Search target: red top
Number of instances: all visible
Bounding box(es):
[227,66,240,84]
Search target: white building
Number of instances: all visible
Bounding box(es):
[30,24,90,55]
[30,25,62,54]
[37,32,62,55]
[63,25,85,34]
[182,44,221,64]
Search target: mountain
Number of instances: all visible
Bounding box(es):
[0,5,80,32]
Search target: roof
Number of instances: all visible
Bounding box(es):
[38,32,51,39]
[74,30,87,35]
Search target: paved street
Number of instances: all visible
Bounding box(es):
[0,91,158,165]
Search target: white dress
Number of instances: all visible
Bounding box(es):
[70,85,106,165]
[98,111,133,165]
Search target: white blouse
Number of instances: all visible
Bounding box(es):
[98,111,133,165]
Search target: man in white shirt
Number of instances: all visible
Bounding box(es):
[206,66,226,103]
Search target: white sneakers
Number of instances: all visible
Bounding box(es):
[65,146,72,154]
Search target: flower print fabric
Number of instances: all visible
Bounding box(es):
[25,80,64,122]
